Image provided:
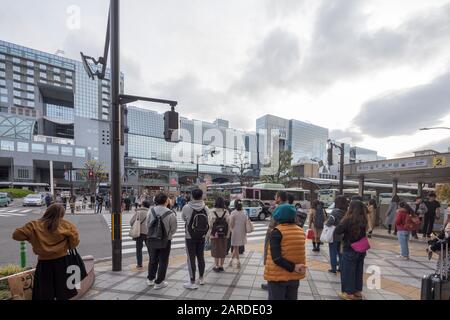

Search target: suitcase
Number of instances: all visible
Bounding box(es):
[421,240,450,300]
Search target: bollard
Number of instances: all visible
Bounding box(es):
[20,241,26,268]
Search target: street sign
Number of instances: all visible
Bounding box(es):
[433,156,447,167]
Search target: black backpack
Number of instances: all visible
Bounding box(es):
[147,208,173,249]
[211,211,229,238]
[296,209,308,228]
[188,208,209,239]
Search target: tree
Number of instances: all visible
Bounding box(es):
[261,150,293,185]
[436,184,450,203]
[81,160,108,194]
[232,150,253,186]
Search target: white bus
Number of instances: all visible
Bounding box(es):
[318,189,376,207]
[230,183,311,208]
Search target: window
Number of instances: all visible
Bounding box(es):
[27,93,34,100]
[0,62,5,70]
[17,142,29,152]
[0,96,7,103]
[27,101,35,107]
[40,72,46,79]
[27,61,34,67]
[13,98,21,105]
[27,69,34,76]
[13,82,21,89]
[13,66,21,73]
[47,145,59,155]
[31,143,44,153]
[13,90,21,97]
[0,88,6,94]
[1,140,15,151]
[66,78,72,84]
[0,71,5,78]
[18,169,29,179]
[13,74,21,81]
[65,70,72,76]
[0,79,5,86]
[75,148,86,158]
[40,64,47,70]
[61,146,73,156]
[54,75,61,82]
[102,114,109,120]
[26,85,34,92]
[13,57,20,64]
[26,77,34,83]
[54,68,60,74]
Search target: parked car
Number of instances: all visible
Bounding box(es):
[0,192,12,205]
[229,199,270,221]
[23,194,45,206]
[0,194,9,207]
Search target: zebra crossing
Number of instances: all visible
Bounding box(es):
[0,208,33,218]
[103,213,269,256]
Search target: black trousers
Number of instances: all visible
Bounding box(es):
[268,280,299,300]
[422,213,435,237]
[33,256,78,300]
[147,241,171,284]
[136,234,150,267]
[185,238,206,282]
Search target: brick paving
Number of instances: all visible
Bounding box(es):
[82,230,436,300]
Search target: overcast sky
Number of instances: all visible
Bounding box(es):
[1,0,450,158]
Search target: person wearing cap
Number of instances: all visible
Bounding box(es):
[264,203,307,300]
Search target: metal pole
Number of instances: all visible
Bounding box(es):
[20,241,26,268]
[339,143,345,195]
[50,160,54,197]
[358,176,365,197]
[110,0,122,272]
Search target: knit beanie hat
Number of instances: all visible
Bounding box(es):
[273,203,297,224]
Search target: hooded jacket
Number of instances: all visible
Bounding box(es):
[146,205,178,240]
[182,200,210,239]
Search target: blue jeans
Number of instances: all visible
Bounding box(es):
[397,231,410,258]
[329,241,342,272]
[340,249,366,294]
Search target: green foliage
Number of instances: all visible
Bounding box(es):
[436,184,450,204]
[261,150,293,185]
[0,189,34,199]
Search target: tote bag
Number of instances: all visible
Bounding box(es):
[320,225,335,243]
[245,217,254,234]
[66,248,88,281]
[129,213,141,239]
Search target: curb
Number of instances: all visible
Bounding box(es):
[370,232,428,245]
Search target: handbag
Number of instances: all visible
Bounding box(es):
[129,213,141,239]
[351,237,371,253]
[320,225,335,243]
[245,218,254,234]
[66,248,88,281]
[306,229,315,240]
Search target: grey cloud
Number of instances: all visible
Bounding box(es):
[231,28,302,96]
[265,0,306,19]
[353,71,450,138]
[299,0,450,89]
[330,129,364,145]
[396,137,450,157]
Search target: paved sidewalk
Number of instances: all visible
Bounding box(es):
[83,236,435,300]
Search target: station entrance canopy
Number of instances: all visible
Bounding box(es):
[345,152,450,184]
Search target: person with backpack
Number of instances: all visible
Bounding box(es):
[308,200,327,252]
[130,200,151,270]
[324,195,349,274]
[146,192,178,290]
[208,197,231,272]
[182,188,210,290]
[395,201,418,260]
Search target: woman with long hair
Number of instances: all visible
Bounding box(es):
[335,200,369,300]
[384,195,400,235]
[395,201,415,260]
[12,204,80,300]
[308,200,327,252]
[229,200,247,268]
[367,199,378,238]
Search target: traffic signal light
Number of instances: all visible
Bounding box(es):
[88,170,94,179]
[164,108,180,142]
[327,148,334,166]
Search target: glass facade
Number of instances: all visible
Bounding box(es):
[45,104,74,122]
[0,114,36,140]
[290,120,329,163]
[126,106,257,175]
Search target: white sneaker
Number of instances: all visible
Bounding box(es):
[183,282,199,290]
[154,281,168,290]
[198,278,205,285]
[147,279,155,287]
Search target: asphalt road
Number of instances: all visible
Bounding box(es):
[0,200,111,267]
